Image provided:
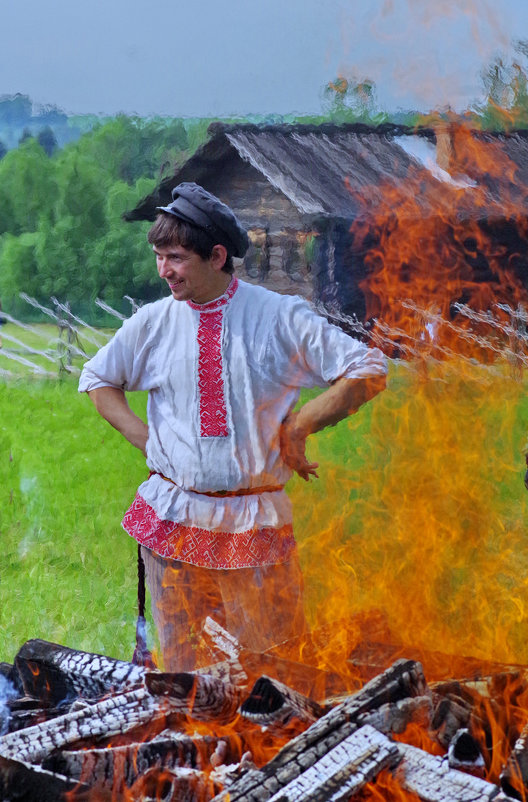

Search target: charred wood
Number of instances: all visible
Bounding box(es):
[211,658,428,801]
[14,638,145,705]
[447,728,485,776]
[358,695,433,735]
[145,671,241,724]
[0,664,12,681]
[240,675,325,728]
[266,724,399,801]
[5,704,66,734]
[395,742,504,802]
[0,753,89,801]
[42,731,240,791]
[0,686,176,764]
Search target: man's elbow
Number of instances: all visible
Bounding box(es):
[87,386,125,415]
[360,373,386,404]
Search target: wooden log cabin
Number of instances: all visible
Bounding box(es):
[125,121,528,324]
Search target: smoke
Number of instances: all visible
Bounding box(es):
[334,0,515,112]
[0,673,17,735]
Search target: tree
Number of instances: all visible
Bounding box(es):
[37,126,58,156]
[323,76,387,124]
[475,40,528,129]
[18,127,33,146]
[0,138,56,235]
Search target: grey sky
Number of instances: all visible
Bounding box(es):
[1,0,527,117]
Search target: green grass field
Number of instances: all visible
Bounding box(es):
[2,360,528,669]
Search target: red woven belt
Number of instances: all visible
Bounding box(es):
[148,471,283,497]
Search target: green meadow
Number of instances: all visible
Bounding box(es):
[2,360,528,668]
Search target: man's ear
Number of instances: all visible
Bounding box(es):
[210,244,228,271]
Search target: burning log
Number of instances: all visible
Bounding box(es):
[145,671,241,724]
[6,699,66,733]
[14,638,145,704]
[395,742,505,802]
[265,724,399,801]
[0,686,162,764]
[500,722,528,800]
[42,731,239,792]
[358,694,433,735]
[430,690,474,748]
[240,675,325,728]
[211,658,427,801]
[0,753,89,802]
[0,672,241,765]
[126,766,215,802]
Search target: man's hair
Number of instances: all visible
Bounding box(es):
[147,213,234,274]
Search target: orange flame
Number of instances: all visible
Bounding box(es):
[291,117,528,687]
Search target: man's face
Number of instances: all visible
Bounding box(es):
[153,244,224,304]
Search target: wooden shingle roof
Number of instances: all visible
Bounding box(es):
[125,122,528,224]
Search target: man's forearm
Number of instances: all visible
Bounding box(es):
[88,387,148,455]
[291,374,387,436]
[279,374,386,480]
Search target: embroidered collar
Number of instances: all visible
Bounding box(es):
[186,276,239,312]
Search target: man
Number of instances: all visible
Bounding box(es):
[79,183,387,671]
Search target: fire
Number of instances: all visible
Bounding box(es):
[290,116,528,684]
[360,769,422,802]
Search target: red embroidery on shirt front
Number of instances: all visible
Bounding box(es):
[197,309,227,436]
[188,277,239,438]
[122,493,296,569]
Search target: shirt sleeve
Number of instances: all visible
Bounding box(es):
[78,306,159,393]
[272,296,388,389]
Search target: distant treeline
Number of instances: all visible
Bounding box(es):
[0,113,210,321]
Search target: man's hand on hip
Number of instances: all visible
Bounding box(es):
[279,412,319,481]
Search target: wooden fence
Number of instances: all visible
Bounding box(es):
[0,293,526,379]
[0,295,138,379]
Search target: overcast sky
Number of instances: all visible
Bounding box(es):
[1,0,527,118]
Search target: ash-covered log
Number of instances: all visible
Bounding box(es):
[240,675,325,728]
[43,731,240,792]
[266,724,399,801]
[0,753,89,801]
[145,671,241,724]
[211,658,428,801]
[0,686,174,764]
[358,695,432,735]
[14,638,145,705]
[395,742,505,802]
[0,669,242,765]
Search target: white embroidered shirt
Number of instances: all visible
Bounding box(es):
[78,278,387,568]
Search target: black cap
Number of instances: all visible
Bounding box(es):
[156,182,249,258]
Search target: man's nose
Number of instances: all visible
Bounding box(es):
[158,258,170,276]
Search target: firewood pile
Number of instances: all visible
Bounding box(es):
[1,622,528,801]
